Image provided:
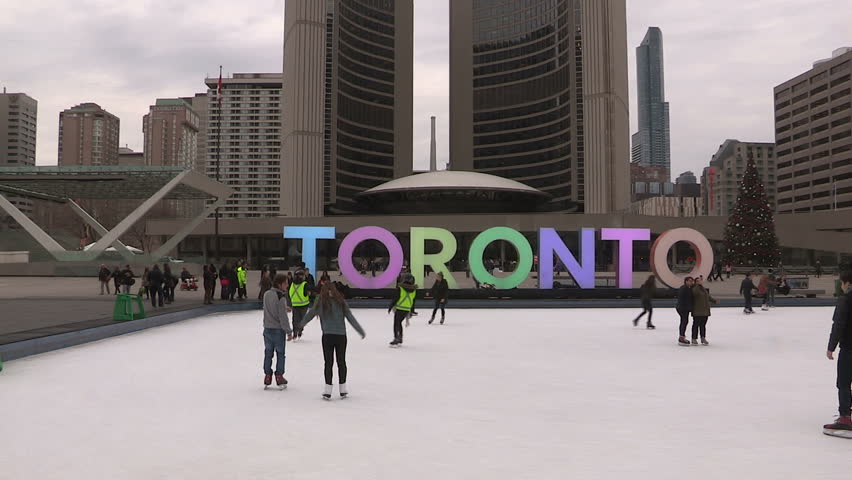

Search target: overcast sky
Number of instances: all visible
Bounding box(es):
[1,0,850,177]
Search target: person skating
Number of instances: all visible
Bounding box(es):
[632,275,657,329]
[823,270,852,438]
[760,269,778,311]
[289,269,312,340]
[740,272,757,314]
[676,277,695,346]
[388,273,417,346]
[261,274,292,390]
[429,272,449,325]
[691,276,718,345]
[300,283,366,400]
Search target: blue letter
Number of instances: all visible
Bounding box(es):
[283,226,336,274]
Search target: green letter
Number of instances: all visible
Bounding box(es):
[410,227,458,289]
[468,227,533,289]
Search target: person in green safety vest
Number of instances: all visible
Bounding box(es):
[289,269,313,340]
[237,261,248,301]
[388,273,418,347]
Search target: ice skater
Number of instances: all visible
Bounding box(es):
[823,270,852,438]
[632,275,657,329]
[300,283,366,400]
[691,276,717,345]
[429,272,449,325]
[676,276,694,346]
[388,273,417,346]
[740,272,757,314]
[759,269,777,311]
[261,274,292,390]
[289,269,312,340]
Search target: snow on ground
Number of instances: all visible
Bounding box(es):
[0,307,848,479]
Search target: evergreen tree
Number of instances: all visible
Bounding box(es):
[722,158,781,266]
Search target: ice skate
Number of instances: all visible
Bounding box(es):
[275,374,288,390]
[823,416,852,439]
[761,305,769,311]
[263,374,272,390]
[428,317,435,325]
[646,323,656,330]
[691,338,699,345]
[678,336,690,346]
[323,384,333,400]
[701,338,709,346]
[339,383,348,399]
[389,338,401,347]
[440,317,444,325]
[632,318,639,327]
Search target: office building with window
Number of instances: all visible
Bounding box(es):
[774,47,852,213]
[701,140,776,216]
[204,73,282,218]
[632,27,671,179]
[58,103,120,167]
[449,0,630,213]
[0,91,38,217]
[282,0,414,217]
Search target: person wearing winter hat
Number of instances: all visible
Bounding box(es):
[388,272,417,347]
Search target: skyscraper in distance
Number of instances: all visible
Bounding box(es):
[58,103,120,166]
[281,0,414,217]
[449,0,630,213]
[632,27,671,179]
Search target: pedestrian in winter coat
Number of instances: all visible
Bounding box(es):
[258,270,272,301]
[228,265,238,301]
[676,277,695,346]
[261,274,292,389]
[112,266,122,295]
[237,263,248,300]
[219,263,231,300]
[141,267,151,299]
[691,277,718,345]
[632,275,657,329]
[823,270,852,435]
[163,264,175,304]
[740,273,757,314]
[388,273,418,346]
[301,282,366,399]
[203,265,217,305]
[429,272,449,325]
[148,265,165,308]
[120,265,135,294]
[98,264,112,295]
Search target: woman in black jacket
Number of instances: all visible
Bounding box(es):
[632,275,657,330]
[429,272,450,325]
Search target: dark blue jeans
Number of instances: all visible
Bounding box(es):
[263,328,286,376]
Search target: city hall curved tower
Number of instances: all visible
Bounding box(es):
[450,0,629,213]
[282,0,413,216]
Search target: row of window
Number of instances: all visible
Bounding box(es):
[475,104,570,134]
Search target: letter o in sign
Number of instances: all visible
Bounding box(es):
[650,228,715,289]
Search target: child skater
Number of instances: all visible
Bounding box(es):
[388,273,417,346]
[632,275,657,329]
[301,283,366,400]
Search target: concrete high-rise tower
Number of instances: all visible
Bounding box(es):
[282,0,414,217]
[632,27,671,178]
[449,0,630,213]
[58,103,120,167]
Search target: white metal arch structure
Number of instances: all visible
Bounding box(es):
[0,166,233,262]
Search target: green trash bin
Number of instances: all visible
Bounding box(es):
[114,293,146,321]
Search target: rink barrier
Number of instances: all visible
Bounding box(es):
[0,301,261,363]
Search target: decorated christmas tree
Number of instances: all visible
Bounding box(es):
[722,157,781,266]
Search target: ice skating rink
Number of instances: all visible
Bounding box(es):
[1,307,849,479]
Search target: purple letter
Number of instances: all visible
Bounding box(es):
[338,227,403,289]
[600,228,651,289]
[539,228,596,289]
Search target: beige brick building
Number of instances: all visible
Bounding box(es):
[774,48,852,213]
[701,140,777,216]
[58,103,120,166]
[143,98,199,169]
[0,90,38,218]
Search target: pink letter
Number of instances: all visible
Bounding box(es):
[338,227,403,289]
[601,228,651,289]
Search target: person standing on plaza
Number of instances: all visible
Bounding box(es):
[237,261,248,301]
[98,264,112,295]
[261,273,292,390]
[676,277,695,346]
[228,264,239,302]
[304,267,316,291]
[148,264,165,308]
[725,263,732,279]
[140,267,151,300]
[219,263,230,300]
[289,269,312,340]
[203,265,217,305]
[300,283,366,400]
[208,264,217,299]
[163,264,175,304]
[429,272,449,325]
[740,272,757,314]
[258,269,272,301]
[388,273,417,346]
[112,266,122,295]
[824,270,852,437]
[632,275,657,330]
[120,265,135,294]
[816,260,823,278]
[691,276,717,345]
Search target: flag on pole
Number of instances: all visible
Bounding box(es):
[217,66,223,105]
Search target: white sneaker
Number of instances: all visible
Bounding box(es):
[339,383,348,398]
[323,384,332,400]
[761,306,769,311]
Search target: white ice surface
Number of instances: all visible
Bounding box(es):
[1,307,849,479]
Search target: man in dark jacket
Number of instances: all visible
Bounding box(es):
[98,264,112,295]
[740,272,757,314]
[147,265,165,308]
[824,270,852,437]
[428,272,450,325]
[676,277,695,346]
